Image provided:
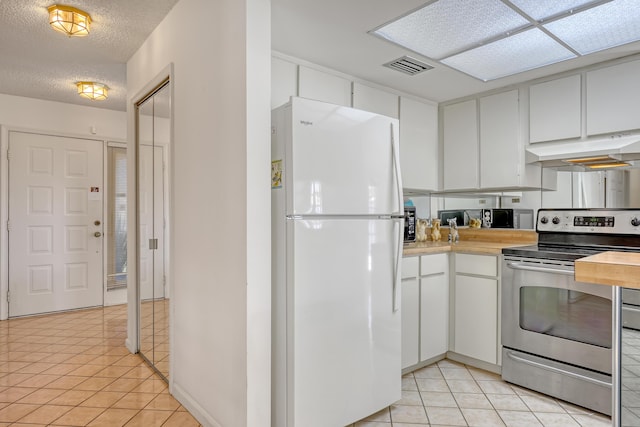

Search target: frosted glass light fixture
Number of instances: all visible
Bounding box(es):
[370,0,640,81]
[48,5,91,37]
[77,82,108,101]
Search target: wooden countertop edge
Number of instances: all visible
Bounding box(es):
[575,251,640,288]
[403,242,532,257]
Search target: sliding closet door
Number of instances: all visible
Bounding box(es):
[136,80,171,381]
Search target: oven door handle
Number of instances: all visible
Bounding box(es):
[505,261,574,276]
[505,351,610,388]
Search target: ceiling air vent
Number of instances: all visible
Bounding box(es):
[383,56,433,76]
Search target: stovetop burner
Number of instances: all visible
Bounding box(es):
[503,243,633,262]
[503,208,640,261]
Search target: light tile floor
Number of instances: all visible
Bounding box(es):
[351,359,612,427]
[0,305,200,427]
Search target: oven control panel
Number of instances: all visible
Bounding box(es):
[537,209,640,234]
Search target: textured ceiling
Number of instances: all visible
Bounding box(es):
[0,0,180,111]
[2,0,640,112]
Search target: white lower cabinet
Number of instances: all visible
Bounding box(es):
[401,257,420,369]
[401,253,449,370]
[420,273,449,361]
[452,253,500,366]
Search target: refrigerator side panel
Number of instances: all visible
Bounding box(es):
[290,218,402,426]
[271,104,290,427]
[288,97,402,216]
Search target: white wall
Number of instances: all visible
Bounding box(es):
[0,94,126,320]
[126,0,271,426]
[0,93,126,140]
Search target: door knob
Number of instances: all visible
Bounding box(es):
[94,231,102,237]
[94,220,101,226]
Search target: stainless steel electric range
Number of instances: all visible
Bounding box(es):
[501,208,640,416]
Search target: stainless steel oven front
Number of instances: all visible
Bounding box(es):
[501,255,613,415]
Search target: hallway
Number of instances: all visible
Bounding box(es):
[0,305,200,426]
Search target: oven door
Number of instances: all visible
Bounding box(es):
[502,256,613,375]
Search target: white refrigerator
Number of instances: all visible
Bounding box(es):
[272,97,403,427]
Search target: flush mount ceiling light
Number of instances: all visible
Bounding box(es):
[371,0,640,81]
[48,4,91,37]
[76,82,108,101]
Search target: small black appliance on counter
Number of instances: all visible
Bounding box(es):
[404,206,416,242]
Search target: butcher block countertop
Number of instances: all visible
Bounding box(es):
[403,229,537,256]
[575,251,640,288]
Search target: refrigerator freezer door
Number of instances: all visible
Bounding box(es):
[287,218,402,426]
[287,97,401,216]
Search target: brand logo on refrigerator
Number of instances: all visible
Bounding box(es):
[299,120,313,126]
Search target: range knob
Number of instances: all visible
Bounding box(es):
[552,216,561,225]
[540,216,548,224]
[632,217,640,227]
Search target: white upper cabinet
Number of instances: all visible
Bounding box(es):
[352,83,399,119]
[271,57,298,109]
[443,99,479,191]
[399,97,438,192]
[298,66,351,107]
[529,75,581,143]
[480,90,521,189]
[587,59,640,136]
[444,90,553,191]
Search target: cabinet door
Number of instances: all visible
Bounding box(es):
[454,275,498,364]
[587,60,640,135]
[400,97,438,191]
[455,253,497,277]
[401,257,419,369]
[353,83,399,118]
[402,276,420,369]
[272,57,298,109]
[479,90,520,189]
[443,100,479,190]
[529,75,581,143]
[420,273,448,362]
[299,66,351,107]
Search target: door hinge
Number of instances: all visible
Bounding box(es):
[6,149,10,160]
[6,290,9,303]
[6,221,10,232]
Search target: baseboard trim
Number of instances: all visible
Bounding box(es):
[402,353,447,375]
[172,382,222,427]
[446,351,501,375]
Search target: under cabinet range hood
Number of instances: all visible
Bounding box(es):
[525,134,640,170]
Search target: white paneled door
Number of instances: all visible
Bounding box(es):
[8,131,104,317]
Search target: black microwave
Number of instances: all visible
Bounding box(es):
[482,209,534,229]
[404,207,416,242]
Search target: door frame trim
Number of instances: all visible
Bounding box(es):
[0,126,121,320]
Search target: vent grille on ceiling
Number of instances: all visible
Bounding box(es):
[384,56,433,75]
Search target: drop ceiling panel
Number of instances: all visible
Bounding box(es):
[441,28,576,81]
[372,0,530,60]
[508,0,600,21]
[543,0,640,55]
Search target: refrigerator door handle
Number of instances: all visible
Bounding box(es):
[391,123,404,216]
[393,218,402,313]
